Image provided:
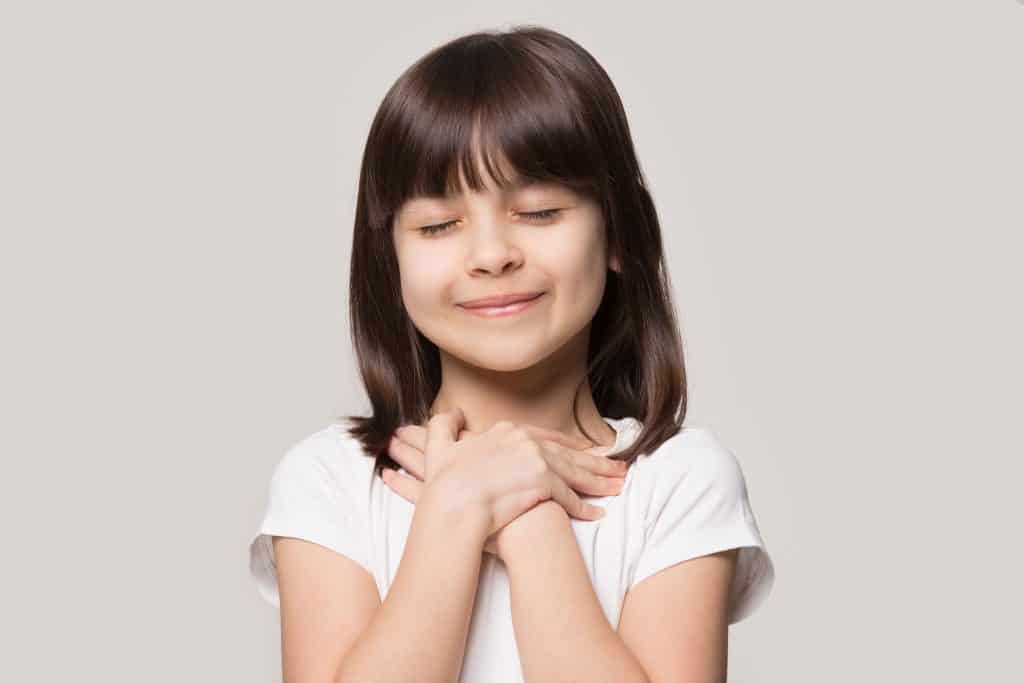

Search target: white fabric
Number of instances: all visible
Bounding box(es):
[249,416,775,682]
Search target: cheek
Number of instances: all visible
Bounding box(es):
[543,229,607,297]
[398,251,453,311]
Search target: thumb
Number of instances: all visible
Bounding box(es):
[425,406,465,454]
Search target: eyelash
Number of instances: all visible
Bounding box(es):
[417,209,562,236]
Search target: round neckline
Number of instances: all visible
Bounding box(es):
[600,416,642,455]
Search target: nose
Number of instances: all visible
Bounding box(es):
[465,222,524,276]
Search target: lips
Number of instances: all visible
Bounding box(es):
[458,291,545,309]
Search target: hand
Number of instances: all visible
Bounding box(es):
[381,413,630,557]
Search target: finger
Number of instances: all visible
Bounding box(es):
[547,471,606,521]
[394,423,427,451]
[425,407,465,453]
[571,449,630,478]
[381,468,422,504]
[547,446,626,497]
[397,421,475,452]
[387,434,426,480]
[518,425,626,478]
[405,421,581,451]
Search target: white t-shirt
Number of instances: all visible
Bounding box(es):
[249,416,775,682]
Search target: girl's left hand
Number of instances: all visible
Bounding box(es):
[382,421,627,556]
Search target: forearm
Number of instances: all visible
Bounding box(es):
[336,485,488,683]
[503,503,649,683]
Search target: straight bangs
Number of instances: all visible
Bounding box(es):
[346,26,687,474]
[364,33,609,232]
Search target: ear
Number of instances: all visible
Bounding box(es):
[608,252,622,273]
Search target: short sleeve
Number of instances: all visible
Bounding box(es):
[248,430,374,608]
[630,430,775,624]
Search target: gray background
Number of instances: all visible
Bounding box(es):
[2,1,1021,680]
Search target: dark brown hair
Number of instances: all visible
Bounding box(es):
[338,25,688,477]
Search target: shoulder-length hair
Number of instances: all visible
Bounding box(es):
[339,25,688,478]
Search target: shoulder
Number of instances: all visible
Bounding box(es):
[626,425,775,625]
[270,420,377,499]
[630,426,752,522]
[251,421,380,605]
[637,425,745,483]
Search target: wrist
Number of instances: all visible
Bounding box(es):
[421,477,491,541]
[495,500,567,558]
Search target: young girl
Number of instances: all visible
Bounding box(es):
[249,25,775,683]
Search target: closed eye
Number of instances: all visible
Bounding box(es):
[417,209,563,237]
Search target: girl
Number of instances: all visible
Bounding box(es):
[249,25,775,683]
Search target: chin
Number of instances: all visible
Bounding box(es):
[448,342,554,373]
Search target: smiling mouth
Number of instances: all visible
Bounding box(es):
[457,292,545,318]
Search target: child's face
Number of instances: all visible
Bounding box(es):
[391,159,617,373]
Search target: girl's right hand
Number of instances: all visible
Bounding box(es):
[401,408,625,541]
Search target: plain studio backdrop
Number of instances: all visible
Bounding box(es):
[1,1,1021,680]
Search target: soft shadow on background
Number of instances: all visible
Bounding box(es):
[2,1,1021,681]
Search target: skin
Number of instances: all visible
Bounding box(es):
[383,415,629,555]
[276,148,736,683]
[391,147,622,447]
[381,150,654,682]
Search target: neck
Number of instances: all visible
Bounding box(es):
[428,326,617,447]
